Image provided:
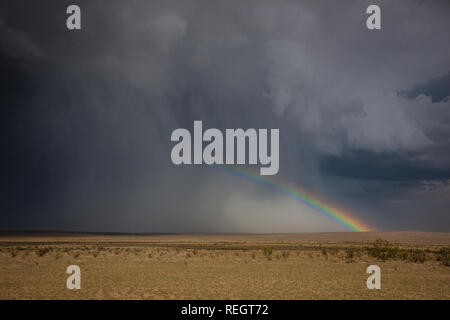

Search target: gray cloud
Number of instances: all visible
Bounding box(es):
[1,0,449,232]
[402,72,450,103]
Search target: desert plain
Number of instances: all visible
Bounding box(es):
[0,231,449,299]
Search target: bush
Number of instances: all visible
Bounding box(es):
[263,247,273,257]
[366,238,399,260]
[406,249,426,263]
[330,248,339,257]
[345,248,355,263]
[436,248,450,266]
[35,247,51,257]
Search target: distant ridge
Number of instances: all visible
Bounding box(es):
[0,230,449,246]
[0,229,179,236]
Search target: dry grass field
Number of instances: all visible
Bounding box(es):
[0,231,449,299]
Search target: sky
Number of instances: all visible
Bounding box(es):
[1,0,449,233]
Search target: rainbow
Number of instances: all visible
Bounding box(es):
[219,166,372,232]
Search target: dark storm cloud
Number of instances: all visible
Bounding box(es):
[1,0,450,232]
[402,72,450,103]
[321,151,450,181]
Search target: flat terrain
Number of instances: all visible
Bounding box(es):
[0,231,449,299]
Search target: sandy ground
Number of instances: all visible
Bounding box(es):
[0,231,449,299]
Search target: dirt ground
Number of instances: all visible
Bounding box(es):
[0,231,449,299]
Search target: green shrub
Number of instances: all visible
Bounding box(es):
[406,249,426,263]
[366,238,399,260]
[263,247,273,257]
